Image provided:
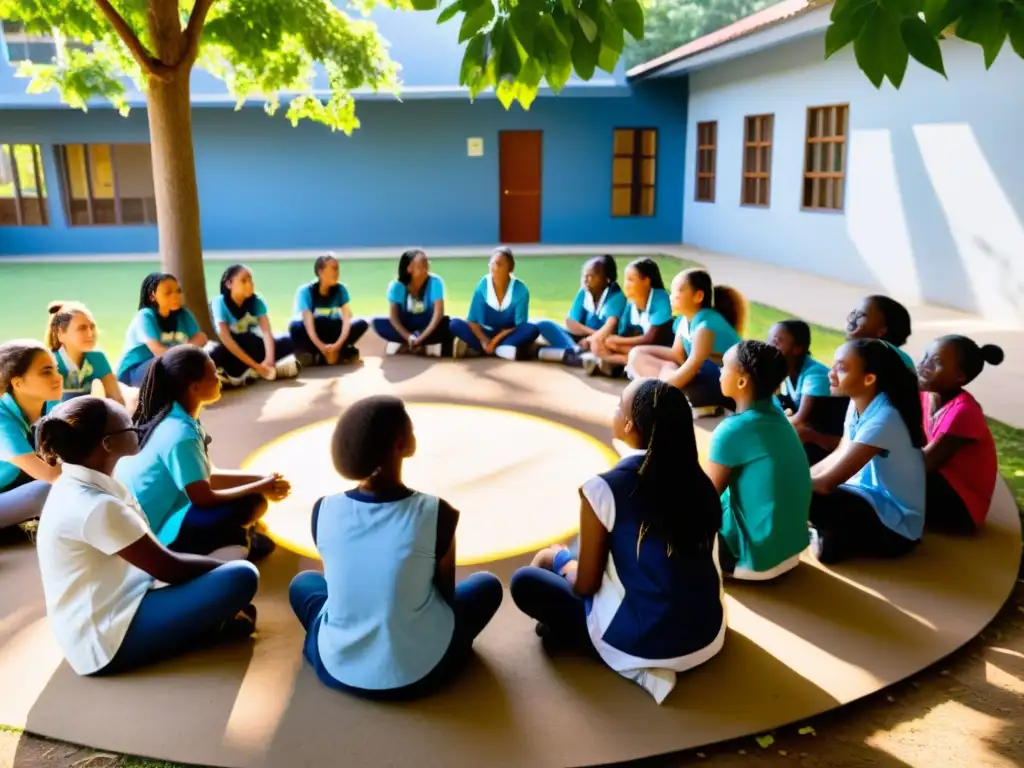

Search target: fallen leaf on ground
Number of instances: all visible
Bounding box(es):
[756,735,775,748]
[798,726,816,736]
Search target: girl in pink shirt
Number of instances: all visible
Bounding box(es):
[917,335,1003,533]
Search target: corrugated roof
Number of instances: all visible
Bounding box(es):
[627,0,823,79]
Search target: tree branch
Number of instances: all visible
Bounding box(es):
[92,0,174,80]
[182,0,217,68]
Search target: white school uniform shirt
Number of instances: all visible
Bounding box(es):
[35,463,155,675]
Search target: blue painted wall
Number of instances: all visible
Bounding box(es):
[0,79,687,255]
[683,32,1024,326]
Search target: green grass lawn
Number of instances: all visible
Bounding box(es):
[1,252,1020,511]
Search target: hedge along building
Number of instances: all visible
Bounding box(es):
[2,0,1023,326]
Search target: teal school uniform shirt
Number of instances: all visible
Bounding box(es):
[895,346,916,371]
[118,308,202,376]
[56,348,112,396]
[114,402,212,545]
[710,399,812,572]
[841,393,925,540]
[467,275,530,331]
[293,282,351,321]
[0,393,57,491]
[212,294,269,336]
[780,355,832,408]
[677,308,741,359]
[568,283,627,331]
[386,275,445,316]
[618,288,672,336]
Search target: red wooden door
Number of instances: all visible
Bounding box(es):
[499,131,542,243]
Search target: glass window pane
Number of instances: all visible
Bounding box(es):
[13,145,39,197]
[113,143,156,216]
[746,118,756,142]
[762,116,773,143]
[640,158,655,185]
[612,187,632,216]
[745,146,757,173]
[613,130,635,155]
[759,146,770,175]
[88,144,115,200]
[65,145,89,199]
[640,186,655,216]
[0,145,14,198]
[833,178,844,210]
[612,157,633,185]
[833,142,844,172]
[836,106,847,138]
[641,130,656,157]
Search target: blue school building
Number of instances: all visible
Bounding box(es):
[1,1,1023,327]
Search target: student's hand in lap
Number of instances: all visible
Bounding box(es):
[484,338,499,355]
[265,474,291,501]
[257,362,276,379]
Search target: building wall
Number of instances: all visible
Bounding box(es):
[683,34,1024,326]
[0,80,687,255]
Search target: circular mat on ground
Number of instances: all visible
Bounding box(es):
[245,403,620,564]
[0,358,1020,768]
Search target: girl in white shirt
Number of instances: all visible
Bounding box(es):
[35,396,261,676]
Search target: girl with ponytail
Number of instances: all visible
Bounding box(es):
[117,273,207,388]
[918,335,1004,532]
[45,301,124,405]
[114,346,290,560]
[809,339,926,564]
[35,396,260,676]
[511,378,725,704]
[628,269,746,417]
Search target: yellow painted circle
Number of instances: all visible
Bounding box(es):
[242,403,620,565]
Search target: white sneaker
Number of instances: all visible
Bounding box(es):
[385,341,402,356]
[692,405,720,419]
[452,337,468,359]
[808,527,823,561]
[581,352,600,376]
[494,345,517,361]
[218,368,247,388]
[622,667,677,704]
[274,355,300,379]
[537,347,565,363]
[425,343,442,358]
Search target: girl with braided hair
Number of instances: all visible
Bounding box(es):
[809,339,926,564]
[35,396,260,676]
[511,377,725,704]
[117,273,207,388]
[114,346,289,560]
[705,341,811,580]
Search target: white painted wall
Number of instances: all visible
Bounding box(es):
[683,33,1024,327]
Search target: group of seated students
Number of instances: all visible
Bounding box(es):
[0,249,1006,705]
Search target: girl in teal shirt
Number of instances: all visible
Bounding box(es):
[46,301,124,406]
[628,269,745,416]
[0,340,63,530]
[370,249,450,357]
[705,341,812,581]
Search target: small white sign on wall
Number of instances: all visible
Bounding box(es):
[467,137,484,157]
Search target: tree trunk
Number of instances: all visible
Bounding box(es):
[146,0,213,336]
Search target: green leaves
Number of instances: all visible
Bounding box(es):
[612,0,645,41]
[901,16,945,76]
[827,0,1024,88]
[955,0,1006,68]
[459,0,495,43]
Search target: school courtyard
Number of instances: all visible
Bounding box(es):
[2,0,1024,765]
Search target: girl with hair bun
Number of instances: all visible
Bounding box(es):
[34,396,260,676]
[511,377,725,704]
[809,339,926,564]
[628,269,745,417]
[45,301,124,405]
[289,395,502,699]
[918,335,1004,533]
[117,272,207,388]
[289,253,369,366]
[0,340,63,530]
[705,341,812,581]
[208,263,299,387]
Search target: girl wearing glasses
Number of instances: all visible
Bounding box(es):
[34,396,261,676]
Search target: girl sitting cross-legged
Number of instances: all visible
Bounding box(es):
[371,249,451,357]
[450,247,539,360]
[35,396,260,676]
[535,255,626,367]
[510,378,726,705]
[288,254,368,367]
[209,263,300,387]
[808,339,925,564]
[769,319,849,466]
[46,301,124,406]
[627,269,744,417]
[0,341,63,531]
[289,395,503,700]
[704,341,812,581]
[117,273,207,389]
[918,335,1003,534]
[115,346,290,561]
[581,258,674,378]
